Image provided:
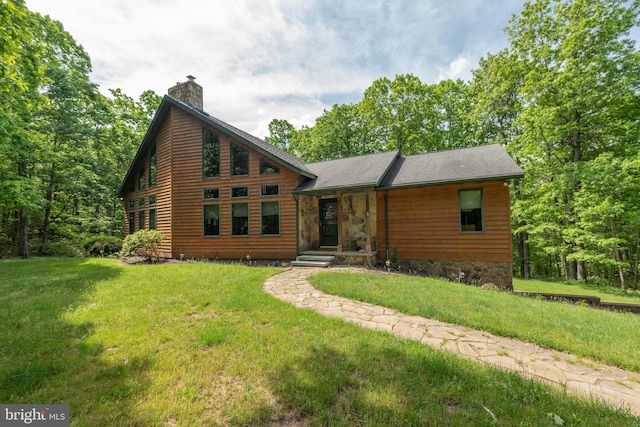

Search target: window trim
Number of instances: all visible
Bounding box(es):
[203,204,221,237]
[260,200,280,236]
[458,188,484,233]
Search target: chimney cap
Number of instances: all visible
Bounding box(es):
[187,75,196,81]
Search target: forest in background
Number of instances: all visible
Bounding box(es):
[2,0,640,288]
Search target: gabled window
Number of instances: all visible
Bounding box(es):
[203,204,220,236]
[231,203,249,236]
[261,184,279,196]
[149,147,157,187]
[459,189,483,232]
[138,163,145,190]
[261,201,279,235]
[230,143,249,176]
[203,128,220,178]
[260,159,279,174]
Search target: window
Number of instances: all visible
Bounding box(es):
[230,143,249,176]
[260,159,279,174]
[138,210,146,230]
[138,163,145,190]
[203,204,220,236]
[203,128,220,178]
[261,201,279,235]
[261,184,279,196]
[231,203,249,236]
[129,200,135,209]
[231,186,248,198]
[128,212,135,234]
[459,189,483,232]
[203,188,220,200]
[138,197,145,208]
[149,209,157,230]
[149,195,157,205]
[149,147,157,187]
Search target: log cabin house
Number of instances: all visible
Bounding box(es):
[118,77,524,286]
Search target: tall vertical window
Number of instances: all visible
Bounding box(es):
[128,212,135,234]
[230,143,249,176]
[261,201,279,235]
[459,189,483,232]
[260,159,279,174]
[203,204,220,236]
[149,147,157,186]
[149,209,157,230]
[231,203,249,236]
[138,163,145,190]
[138,210,146,230]
[203,128,220,178]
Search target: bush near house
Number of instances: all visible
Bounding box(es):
[120,230,164,261]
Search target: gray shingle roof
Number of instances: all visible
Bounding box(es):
[379,144,524,189]
[294,150,400,193]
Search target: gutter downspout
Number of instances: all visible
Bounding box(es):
[384,191,389,259]
[295,196,300,256]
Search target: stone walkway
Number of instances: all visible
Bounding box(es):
[263,267,640,417]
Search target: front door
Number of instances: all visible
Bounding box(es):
[319,198,338,247]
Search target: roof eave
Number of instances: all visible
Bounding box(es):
[293,184,378,195]
[377,174,525,191]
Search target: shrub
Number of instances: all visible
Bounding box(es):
[120,230,165,261]
[83,235,123,256]
[389,247,399,269]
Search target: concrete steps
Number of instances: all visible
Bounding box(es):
[290,255,335,268]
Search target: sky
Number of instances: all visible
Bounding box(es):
[25,0,528,138]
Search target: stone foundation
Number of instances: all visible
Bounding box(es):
[397,259,513,289]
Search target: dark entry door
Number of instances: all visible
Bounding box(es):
[319,198,338,247]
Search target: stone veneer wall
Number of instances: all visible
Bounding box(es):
[399,259,513,289]
[298,196,320,250]
[340,192,376,252]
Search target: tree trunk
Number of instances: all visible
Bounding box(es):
[40,164,56,255]
[576,260,586,282]
[610,218,625,289]
[18,205,29,259]
[518,231,531,279]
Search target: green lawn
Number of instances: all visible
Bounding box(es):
[513,277,640,304]
[1,258,637,426]
[310,271,640,373]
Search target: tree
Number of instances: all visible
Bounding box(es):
[494,0,640,281]
[265,119,296,153]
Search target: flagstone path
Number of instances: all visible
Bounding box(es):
[263,267,640,417]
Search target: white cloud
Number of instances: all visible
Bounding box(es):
[25,0,528,138]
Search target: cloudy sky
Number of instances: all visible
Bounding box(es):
[25,0,527,138]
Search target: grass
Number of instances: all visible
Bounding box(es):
[310,271,640,373]
[513,277,640,304]
[0,258,637,426]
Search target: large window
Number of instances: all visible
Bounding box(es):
[203,128,220,178]
[261,201,279,235]
[260,159,279,175]
[459,189,483,232]
[149,147,157,187]
[230,143,249,176]
[149,209,157,230]
[231,203,249,236]
[203,204,220,236]
[128,212,135,234]
[138,210,146,230]
[138,163,145,190]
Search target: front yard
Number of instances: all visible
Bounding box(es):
[1,258,637,425]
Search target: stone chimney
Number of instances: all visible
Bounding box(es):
[168,75,203,110]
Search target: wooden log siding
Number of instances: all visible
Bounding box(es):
[168,107,299,260]
[377,181,513,263]
[123,115,173,257]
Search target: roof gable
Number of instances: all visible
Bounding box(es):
[379,144,524,189]
[118,96,315,197]
[294,150,400,193]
